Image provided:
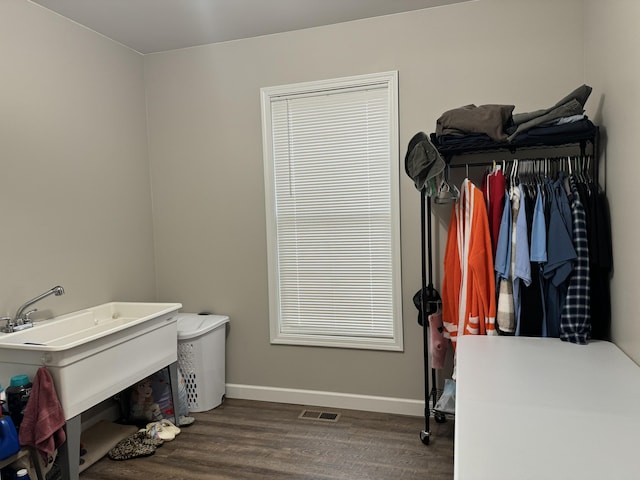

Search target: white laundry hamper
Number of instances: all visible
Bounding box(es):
[176,313,229,412]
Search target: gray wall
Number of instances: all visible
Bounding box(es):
[3,0,638,408]
[0,1,156,319]
[584,0,640,363]
[145,0,585,402]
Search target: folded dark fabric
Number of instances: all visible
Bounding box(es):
[508,84,592,141]
[431,119,596,155]
[436,104,515,142]
[509,118,596,144]
[405,132,445,192]
[434,132,495,149]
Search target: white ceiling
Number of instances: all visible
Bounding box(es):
[29,0,471,54]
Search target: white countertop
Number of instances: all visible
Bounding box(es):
[454,335,640,480]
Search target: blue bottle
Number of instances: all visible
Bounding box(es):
[0,415,20,460]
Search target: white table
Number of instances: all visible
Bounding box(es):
[455,335,640,480]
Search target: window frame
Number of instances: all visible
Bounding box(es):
[260,71,403,351]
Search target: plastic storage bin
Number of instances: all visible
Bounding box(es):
[176,313,229,412]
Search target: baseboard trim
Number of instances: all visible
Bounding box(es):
[225,384,424,417]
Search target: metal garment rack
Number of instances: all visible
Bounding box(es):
[418,124,600,446]
[438,126,600,179]
[419,188,442,445]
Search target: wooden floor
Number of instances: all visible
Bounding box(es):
[79,398,454,480]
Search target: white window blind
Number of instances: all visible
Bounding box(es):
[261,72,402,351]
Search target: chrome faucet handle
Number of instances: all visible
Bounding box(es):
[0,317,13,333]
[23,309,38,323]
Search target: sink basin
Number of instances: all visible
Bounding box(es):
[0,302,182,419]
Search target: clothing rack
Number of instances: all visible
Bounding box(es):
[417,124,600,446]
[444,154,599,193]
[439,126,600,180]
[418,188,442,445]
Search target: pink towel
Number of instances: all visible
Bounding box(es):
[18,367,66,463]
[428,313,448,369]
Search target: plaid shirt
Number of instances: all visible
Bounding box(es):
[560,175,591,344]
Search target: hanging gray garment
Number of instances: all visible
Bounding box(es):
[404,132,445,193]
[507,84,592,141]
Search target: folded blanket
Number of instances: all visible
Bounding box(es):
[18,367,66,463]
[509,118,596,144]
[507,84,592,141]
[433,119,596,153]
[436,104,515,142]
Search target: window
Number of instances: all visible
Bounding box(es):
[261,71,402,351]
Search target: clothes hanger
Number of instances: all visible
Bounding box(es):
[434,164,460,204]
[536,158,545,186]
[544,157,549,180]
[510,159,519,191]
[585,155,593,184]
[581,155,589,184]
[569,155,580,182]
[568,155,573,176]
[525,160,536,197]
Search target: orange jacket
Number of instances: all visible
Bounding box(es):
[442,179,497,348]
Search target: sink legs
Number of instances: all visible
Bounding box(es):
[57,362,180,480]
[59,414,81,480]
[168,361,181,426]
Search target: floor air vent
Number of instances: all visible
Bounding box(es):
[298,409,341,422]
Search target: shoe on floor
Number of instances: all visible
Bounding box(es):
[178,415,195,427]
[108,435,157,461]
[159,419,181,436]
[145,421,175,441]
[135,429,165,447]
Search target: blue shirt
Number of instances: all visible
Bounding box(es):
[514,186,531,336]
[494,189,512,280]
[543,176,576,337]
[530,185,547,263]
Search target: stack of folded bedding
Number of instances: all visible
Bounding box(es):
[432,84,596,152]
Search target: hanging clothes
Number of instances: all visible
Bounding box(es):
[588,185,613,340]
[530,184,548,264]
[513,185,531,336]
[442,178,497,349]
[542,173,576,337]
[559,175,591,344]
[494,187,515,333]
[481,167,506,256]
[575,178,612,340]
[529,184,549,336]
[518,185,546,336]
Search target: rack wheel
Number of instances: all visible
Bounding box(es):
[420,430,430,445]
[434,412,447,424]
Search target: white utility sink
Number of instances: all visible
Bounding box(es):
[0,302,182,420]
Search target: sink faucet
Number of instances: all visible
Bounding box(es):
[2,285,65,333]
